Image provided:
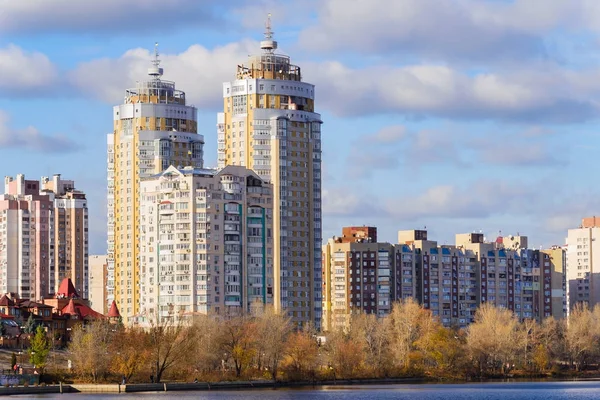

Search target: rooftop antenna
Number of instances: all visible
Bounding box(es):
[148,42,164,79]
[260,13,278,53]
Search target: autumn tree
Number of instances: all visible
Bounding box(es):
[565,303,600,370]
[324,328,364,378]
[29,326,51,372]
[388,298,438,371]
[219,316,257,378]
[254,307,292,381]
[110,327,149,382]
[282,327,320,380]
[348,313,392,377]
[68,319,114,382]
[466,304,522,375]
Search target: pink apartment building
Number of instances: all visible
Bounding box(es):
[0,174,88,301]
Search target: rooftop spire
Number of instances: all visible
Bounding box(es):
[148,42,164,79]
[260,13,278,53]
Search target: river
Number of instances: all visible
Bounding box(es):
[11,381,600,399]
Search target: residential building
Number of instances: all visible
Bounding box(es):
[138,165,273,323]
[565,217,600,312]
[0,174,87,301]
[107,44,204,322]
[41,174,89,299]
[322,227,416,331]
[399,230,480,328]
[218,16,323,328]
[540,246,567,319]
[89,255,108,314]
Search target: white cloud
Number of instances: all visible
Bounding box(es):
[0,110,80,152]
[0,45,59,95]
[298,0,600,62]
[69,41,258,109]
[304,61,599,122]
[0,0,236,34]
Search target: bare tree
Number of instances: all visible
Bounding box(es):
[191,314,223,377]
[255,307,292,381]
[147,312,196,382]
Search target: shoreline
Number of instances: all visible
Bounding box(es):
[2,376,600,396]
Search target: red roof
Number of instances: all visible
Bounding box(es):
[61,299,105,320]
[56,278,79,299]
[107,300,120,318]
[0,295,14,307]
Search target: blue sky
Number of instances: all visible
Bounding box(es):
[1,0,599,253]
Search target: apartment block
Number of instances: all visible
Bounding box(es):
[0,174,88,300]
[138,165,273,323]
[107,45,204,322]
[322,227,417,331]
[218,16,323,328]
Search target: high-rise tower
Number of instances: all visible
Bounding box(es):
[218,16,323,328]
[107,44,204,322]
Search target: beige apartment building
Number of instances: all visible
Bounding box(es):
[107,45,204,322]
[218,16,323,328]
[0,174,88,300]
[89,255,108,314]
[138,165,273,323]
[565,216,600,312]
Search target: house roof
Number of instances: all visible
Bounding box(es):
[0,295,14,307]
[107,300,120,318]
[56,278,80,299]
[61,299,105,320]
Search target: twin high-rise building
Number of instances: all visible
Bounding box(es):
[109,18,322,327]
[0,174,88,300]
[107,44,204,321]
[218,16,323,328]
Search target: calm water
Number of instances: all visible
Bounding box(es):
[13,381,600,399]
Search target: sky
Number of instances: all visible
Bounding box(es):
[1,0,599,253]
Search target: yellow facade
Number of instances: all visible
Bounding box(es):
[109,56,203,322]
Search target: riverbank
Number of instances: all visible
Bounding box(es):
[0,377,425,396]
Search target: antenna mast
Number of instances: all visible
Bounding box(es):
[260,13,278,53]
[148,42,164,79]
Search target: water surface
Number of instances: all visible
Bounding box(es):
[14,381,600,399]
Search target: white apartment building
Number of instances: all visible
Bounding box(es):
[138,165,273,323]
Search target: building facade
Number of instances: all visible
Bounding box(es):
[565,217,600,312]
[107,45,205,322]
[138,165,273,323]
[322,227,417,331]
[218,17,323,328]
[89,255,108,314]
[323,226,566,331]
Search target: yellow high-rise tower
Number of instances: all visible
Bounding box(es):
[218,16,323,328]
[107,44,204,322]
